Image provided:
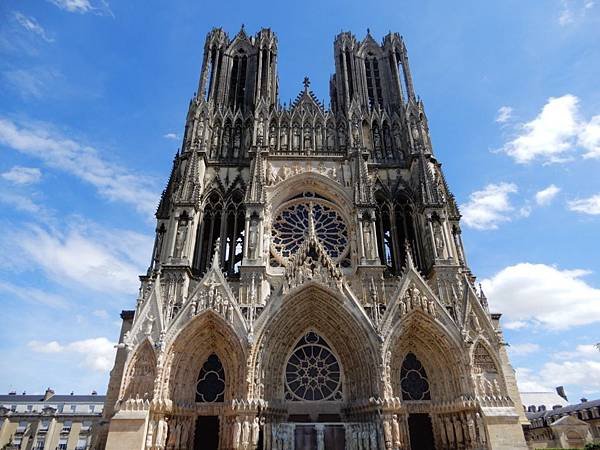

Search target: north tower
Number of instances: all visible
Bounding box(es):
[95,27,528,450]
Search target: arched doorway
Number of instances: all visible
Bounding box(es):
[192,353,225,450]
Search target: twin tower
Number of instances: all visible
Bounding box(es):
[96,27,529,450]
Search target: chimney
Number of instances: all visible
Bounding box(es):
[581,398,588,403]
[556,386,568,401]
[8,391,16,395]
[91,390,97,396]
[43,388,55,401]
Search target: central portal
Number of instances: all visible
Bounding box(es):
[407,413,435,450]
[194,415,219,450]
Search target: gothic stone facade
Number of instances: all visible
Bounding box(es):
[96,27,529,450]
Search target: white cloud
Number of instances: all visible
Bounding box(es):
[460,182,518,230]
[0,118,159,217]
[500,95,600,164]
[579,115,600,159]
[509,343,541,356]
[13,12,54,42]
[516,345,600,396]
[28,337,116,372]
[0,191,42,214]
[495,106,513,123]
[568,194,600,215]
[2,68,61,99]
[482,263,600,329]
[559,0,595,26]
[1,166,41,185]
[48,0,113,16]
[92,309,109,319]
[0,281,68,309]
[504,320,529,330]
[9,221,152,295]
[163,133,179,140]
[500,95,580,164]
[535,184,561,206]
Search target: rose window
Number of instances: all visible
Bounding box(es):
[271,195,348,264]
[285,332,343,401]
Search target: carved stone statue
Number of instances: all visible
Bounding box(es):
[233,417,241,449]
[252,417,260,446]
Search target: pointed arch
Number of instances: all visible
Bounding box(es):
[121,339,156,401]
[253,285,379,402]
[386,311,469,402]
[165,312,246,404]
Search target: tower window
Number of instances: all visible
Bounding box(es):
[365,55,382,108]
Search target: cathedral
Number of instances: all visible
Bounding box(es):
[96,27,529,450]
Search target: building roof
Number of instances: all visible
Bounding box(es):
[521,391,568,410]
[526,398,600,421]
[0,393,106,403]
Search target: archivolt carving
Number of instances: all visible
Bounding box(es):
[121,340,156,401]
[163,313,247,403]
[252,286,379,402]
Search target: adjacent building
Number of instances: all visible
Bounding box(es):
[0,389,104,450]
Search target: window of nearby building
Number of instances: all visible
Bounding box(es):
[17,420,28,432]
[58,404,64,413]
[75,437,88,450]
[89,404,95,413]
[70,404,76,412]
[27,404,33,412]
[40,419,49,431]
[10,404,16,412]
[34,437,45,450]
[62,420,72,433]
[81,420,92,432]
[58,437,68,450]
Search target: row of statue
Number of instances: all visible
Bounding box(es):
[399,285,437,317]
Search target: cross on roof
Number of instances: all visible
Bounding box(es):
[303,76,310,91]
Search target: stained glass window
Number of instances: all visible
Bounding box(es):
[285,332,343,402]
[196,354,225,402]
[400,352,431,401]
[271,195,348,264]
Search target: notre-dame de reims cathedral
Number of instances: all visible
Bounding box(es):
[95,26,529,450]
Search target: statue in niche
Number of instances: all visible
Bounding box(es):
[392,414,401,447]
[155,418,168,448]
[292,125,300,150]
[269,123,277,148]
[257,121,265,145]
[248,217,259,259]
[281,126,288,149]
[233,127,241,158]
[251,417,260,446]
[303,130,312,151]
[233,417,241,449]
[315,126,323,149]
[327,129,335,149]
[173,219,188,258]
[363,223,375,259]
[433,221,445,257]
[241,419,251,447]
[352,121,360,146]
[221,126,231,158]
[338,127,346,147]
[265,162,275,185]
[373,127,382,152]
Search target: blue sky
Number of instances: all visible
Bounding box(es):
[0,0,599,404]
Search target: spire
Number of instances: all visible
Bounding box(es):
[245,150,265,204]
[156,150,180,219]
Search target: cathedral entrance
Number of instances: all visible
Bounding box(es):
[291,424,345,450]
[194,415,219,450]
[407,413,435,450]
